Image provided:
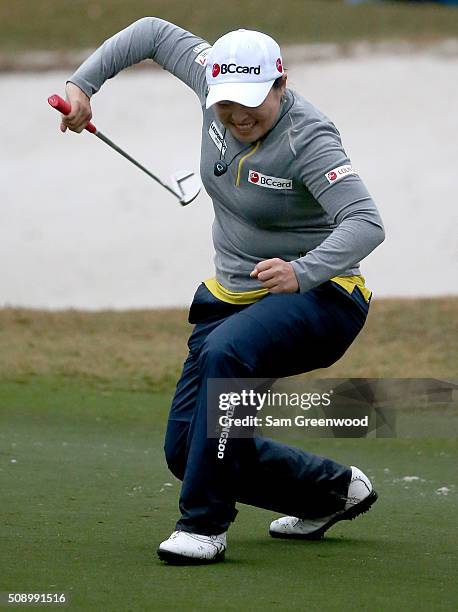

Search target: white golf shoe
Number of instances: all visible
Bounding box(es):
[269,466,378,540]
[157,530,227,564]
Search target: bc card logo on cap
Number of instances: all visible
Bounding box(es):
[212,63,261,77]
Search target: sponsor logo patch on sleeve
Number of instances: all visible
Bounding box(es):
[195,48,211,67]
[325,164,357,184]
[248,170,292,190]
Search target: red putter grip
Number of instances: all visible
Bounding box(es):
[48,94,97,134]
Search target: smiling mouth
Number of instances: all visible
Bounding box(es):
[233,122,256,131]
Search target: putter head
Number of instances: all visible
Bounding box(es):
[170,171,201,206]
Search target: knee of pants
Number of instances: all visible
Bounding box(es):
[198,332,254,376]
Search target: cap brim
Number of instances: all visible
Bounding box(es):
[205,80,274,109]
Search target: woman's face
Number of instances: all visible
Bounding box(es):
[214,76,287,143]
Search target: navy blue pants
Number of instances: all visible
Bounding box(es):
[164,281,370,535]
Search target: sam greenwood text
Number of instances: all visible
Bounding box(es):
[219,415,369,428]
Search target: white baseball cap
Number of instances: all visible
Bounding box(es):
[205,29,284,109]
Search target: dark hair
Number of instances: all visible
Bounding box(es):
[273,76,284,89]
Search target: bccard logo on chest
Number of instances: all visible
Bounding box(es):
[248,170,292,190]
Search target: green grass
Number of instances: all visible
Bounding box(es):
[1,381,457,611]
[1,0,458,52]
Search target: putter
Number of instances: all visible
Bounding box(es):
[48,94,201,206]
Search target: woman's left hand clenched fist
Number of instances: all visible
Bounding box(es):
[250,258,299,294]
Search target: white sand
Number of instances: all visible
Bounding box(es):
[1,49,457,309]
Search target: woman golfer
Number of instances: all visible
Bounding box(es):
[61,18,385,564]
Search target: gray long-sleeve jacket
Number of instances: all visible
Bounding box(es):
[69,17,385,296]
